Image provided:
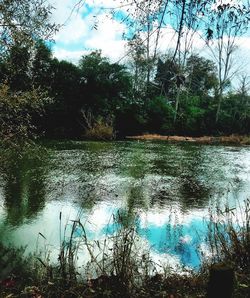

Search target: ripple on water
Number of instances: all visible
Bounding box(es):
[0,141,249,269]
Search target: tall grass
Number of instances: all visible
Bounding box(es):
[206,199,250,296]
[207,199,250,272]
[1,202,250,297]
[82,211,156,296]
[39,209,155,296]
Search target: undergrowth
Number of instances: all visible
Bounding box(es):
[0,200,250,297]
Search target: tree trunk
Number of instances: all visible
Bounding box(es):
[174,87,181,123]
[146,17,150,91]
[215,89,223,123]
[207,263,235,298]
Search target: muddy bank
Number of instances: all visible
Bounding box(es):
[126,134,250,145]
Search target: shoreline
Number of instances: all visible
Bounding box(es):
[126,134,250,145]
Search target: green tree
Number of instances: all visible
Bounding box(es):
[176,94,206,135]
[146,96,175,133]
[0,1,57,142]
[205,1,250,123]
[0,41,54,91]
[4,45,31,91]
[0,83,51,142]
[155,57,180,98]
[0,0,57,55]
[43,58,81,137]
[78,51,132,118]
[31,40,54,90]
[127,35,149,96]
[186,54,218,97]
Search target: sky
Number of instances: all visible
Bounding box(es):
[49,0,128,63]
[49,0,250,88]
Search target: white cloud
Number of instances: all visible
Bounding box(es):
[49,0,78,24]
[85,0,135,11]
[212,0,243,10]
[48,0,128,62]
[196,34,250,88]
[84,14,127,61]
[55,16,88,44]
[49,0,89,44]
[155,25,206,55]
[48,0,250,82]
[236,36,250,50]
[48,0,207,63]
[53,47,89,63]
[128,24,206,61]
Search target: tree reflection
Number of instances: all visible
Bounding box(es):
[1,146,50,226]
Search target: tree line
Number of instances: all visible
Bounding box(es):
[0,0,250,142]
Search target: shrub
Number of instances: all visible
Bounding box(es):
[80,109,115,140]
[0,83,51,143]
[85,119,115,140]
[146,96,175,134]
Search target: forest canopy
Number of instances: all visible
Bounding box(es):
[0,0,249,141]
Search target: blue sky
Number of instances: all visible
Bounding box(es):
[49,0,128,63]
[49,0,250,88]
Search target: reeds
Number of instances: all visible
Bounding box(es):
[82,210,156,296]
[54,209,153,296]
[206,199,250,296]
[207,199,250,272]
[1,201,250,297]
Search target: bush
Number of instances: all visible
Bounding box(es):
[0,83,51,143]
[80,109,115,140]
[175,95,206,135]
[146,96,175,134]
[84,118,115,140]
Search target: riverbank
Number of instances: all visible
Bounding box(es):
[0,241,249,298]
[126,134,250,145]
[0,266,206,298]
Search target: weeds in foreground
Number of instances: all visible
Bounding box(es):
[207,199,250,272]
[1,201,250,297]
[206,199,250,297]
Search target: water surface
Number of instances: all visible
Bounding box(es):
[0,140,249,269]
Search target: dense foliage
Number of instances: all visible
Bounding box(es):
[0,83,50,142]
[0,41,249,140]
[0,0,249,141]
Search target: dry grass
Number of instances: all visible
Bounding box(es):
[127,134,250,145]
[85,120,115,140]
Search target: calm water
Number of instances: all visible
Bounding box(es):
[0,140,249,270]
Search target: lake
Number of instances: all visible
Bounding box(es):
[0,140,249,271]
